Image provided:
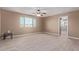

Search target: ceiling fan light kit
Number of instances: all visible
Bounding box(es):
[33,8,46,17]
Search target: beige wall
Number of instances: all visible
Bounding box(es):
[1,10,43,35]
[68,11,79,38]
[43,15,59,34]
[1,9,79,38]
[44,10,79,38]
[39,17,45,32]
[0,10,1,34]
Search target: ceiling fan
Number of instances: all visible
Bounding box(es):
[33,8,46,17]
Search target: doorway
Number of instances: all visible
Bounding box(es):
[59,16,68,36]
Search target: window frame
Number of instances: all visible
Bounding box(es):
[20,16,36,28]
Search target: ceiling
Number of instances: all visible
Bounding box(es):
[1,7,79,17]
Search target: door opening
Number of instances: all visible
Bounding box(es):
[59,16,68,36]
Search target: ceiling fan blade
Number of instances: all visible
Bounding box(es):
[42,13,46,14]
[37,9,40,11]
[41,14,43,16]
[33,8,46,17]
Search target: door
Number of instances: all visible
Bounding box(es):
[59,16,68,36]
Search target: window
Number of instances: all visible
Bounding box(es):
[20,16,25,27]
[25,17,33,27]
[20,16,36,27]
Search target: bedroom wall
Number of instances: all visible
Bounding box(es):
[44,10,79,38]
[1,10,43,35]
[0,10,1,34]
[43,16,59,34]
[1,9,79,38]
[68,11,79,38]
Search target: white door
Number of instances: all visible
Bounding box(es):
[59,16,68,36]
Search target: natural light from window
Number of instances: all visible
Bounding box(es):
[20,16,36,28]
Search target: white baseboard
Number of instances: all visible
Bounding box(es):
[13,32,43,38]
[13,32,59,38]
[43,32,59,36]
[13,32,79,40]
[68,36,79,40]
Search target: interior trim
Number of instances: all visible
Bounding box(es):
[68,36,79,40]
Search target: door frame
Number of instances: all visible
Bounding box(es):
[58,16,68,36]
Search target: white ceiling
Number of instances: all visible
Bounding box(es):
[1,7,79,17]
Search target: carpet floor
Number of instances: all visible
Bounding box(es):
[0,33,79,51]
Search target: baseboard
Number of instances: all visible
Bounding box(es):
[68,36,79,40]
[43,32,59,36]
[13,32,79,40]
[13,32,43,38]
[13,32,59,38]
